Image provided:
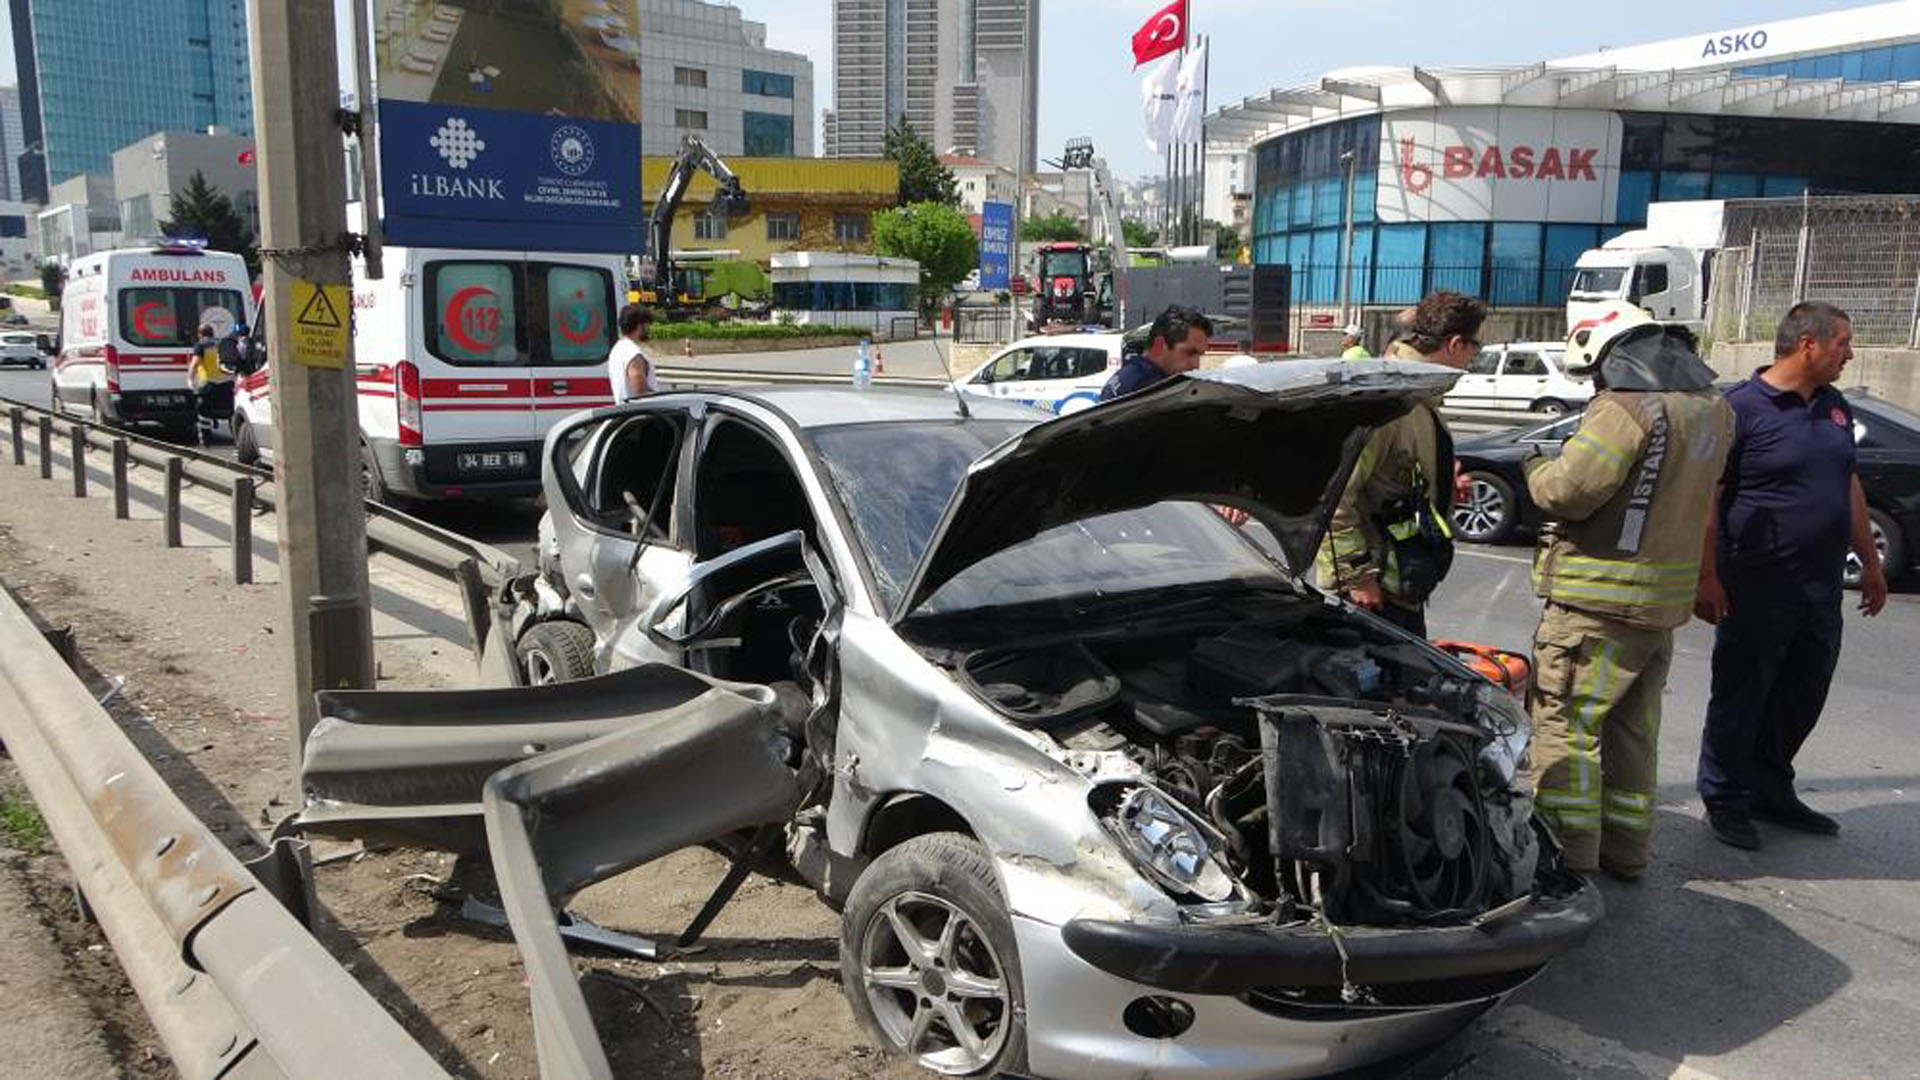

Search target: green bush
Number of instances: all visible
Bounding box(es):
[1,793,49,854]
[2,284,46,300]
[649,321,868,341]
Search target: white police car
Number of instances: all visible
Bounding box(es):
[952,331,1124,415]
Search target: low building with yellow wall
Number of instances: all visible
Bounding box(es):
[640,156,899,263]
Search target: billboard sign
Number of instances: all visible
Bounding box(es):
[979,201,1014,290]
[371,0,643,253]
[1375,107,1623,225]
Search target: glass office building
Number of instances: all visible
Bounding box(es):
[13,0,254,188]
[1219,3,1920,308]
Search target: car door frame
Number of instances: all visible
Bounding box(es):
[546,400,701,671]
[1496,347,1551,410]
[1447,344,1506,409]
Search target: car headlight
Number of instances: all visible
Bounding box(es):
[1476,681,1532,788]
[1093,784,1237,902]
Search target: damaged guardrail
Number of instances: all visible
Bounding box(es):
[3,399,521,659]
[0,582,449,1079]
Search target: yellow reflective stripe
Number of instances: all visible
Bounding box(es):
[1567,431,1631,472]
[1548,809,1601,831]
[1546,580,1697,604]
[1564,640,1614,800]
[1538,791,1601,809]
[1605,791,1654,811]
[1604,809,1653,831]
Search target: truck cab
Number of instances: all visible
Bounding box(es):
[1568,239,1710,331]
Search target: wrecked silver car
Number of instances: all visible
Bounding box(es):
[297,361,1601,1080]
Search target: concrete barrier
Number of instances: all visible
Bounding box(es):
[1710,341,1920,411]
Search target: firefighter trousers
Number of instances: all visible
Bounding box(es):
[1527,602,1674,876]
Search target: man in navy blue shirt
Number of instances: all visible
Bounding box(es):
[1099,305,1214,401]
[1695,301,1888,851]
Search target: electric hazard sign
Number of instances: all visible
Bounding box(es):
[289,278,350,370]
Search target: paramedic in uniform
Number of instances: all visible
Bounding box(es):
[1318,290,1485,637]
[1525,302,1732,881]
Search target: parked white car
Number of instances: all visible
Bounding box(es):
[0,330,46,369]
[1442,341,1591,416]
[953,332,1123,415]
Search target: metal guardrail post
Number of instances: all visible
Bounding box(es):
[452,557,490,657]
[111,439,130,519]
[9,405,22,465]
[69,424,87,498]
[231,478,254,585]
[163,457,184,548]
[38,415,52,479]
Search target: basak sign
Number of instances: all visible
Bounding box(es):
[1376,107,1623,224]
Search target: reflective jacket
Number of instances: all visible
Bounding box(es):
[1317,341,1452,605]
[1526,388,1733,629]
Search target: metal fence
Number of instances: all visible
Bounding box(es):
[1707,194,1920,347]
[954,305,1014,344]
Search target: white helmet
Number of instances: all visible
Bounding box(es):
[1342,322,1363,338]
[1565,301,1656,376]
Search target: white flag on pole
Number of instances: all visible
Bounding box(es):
[1141,52,1181,154]
[1170,39,1208,145]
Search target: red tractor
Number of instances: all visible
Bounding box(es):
[1029,241,1098,330]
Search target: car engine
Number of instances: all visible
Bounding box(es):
[948,603,1544,926]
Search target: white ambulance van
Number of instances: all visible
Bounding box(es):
[53,242,248,440]
[234,244,623,503]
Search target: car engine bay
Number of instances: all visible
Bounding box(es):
[934,596,1552,927]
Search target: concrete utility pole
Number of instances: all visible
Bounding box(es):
[247,0,376,769]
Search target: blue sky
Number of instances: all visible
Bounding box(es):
[3,1,1873,181]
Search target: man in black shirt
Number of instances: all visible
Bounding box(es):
[1099,305,1214,401]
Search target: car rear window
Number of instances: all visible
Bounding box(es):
[424,260,618,368]
[119,287,243,348]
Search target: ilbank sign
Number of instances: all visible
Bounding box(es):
[371,2,642,254]
[1376,107,1624,225]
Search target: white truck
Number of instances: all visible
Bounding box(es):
[1567,200,1725,332]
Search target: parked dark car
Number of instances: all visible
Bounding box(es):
[1452,392,1920,586]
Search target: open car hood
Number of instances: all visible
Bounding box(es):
[894,358,1461,618]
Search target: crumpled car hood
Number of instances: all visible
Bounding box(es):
[895,358,1461,617]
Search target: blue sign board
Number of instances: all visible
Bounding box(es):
[379,100,643,254]
[368,1,643,255]
[979,201,1014,290]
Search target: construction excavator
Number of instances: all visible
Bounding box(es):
[1052,137,1131,332]
[635,134,752,315]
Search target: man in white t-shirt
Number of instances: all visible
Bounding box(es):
[608,303,658,403]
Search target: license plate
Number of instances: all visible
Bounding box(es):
[457,450,527,472]
[152,392,189,406]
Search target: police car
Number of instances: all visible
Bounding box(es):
[951,331,1124,415]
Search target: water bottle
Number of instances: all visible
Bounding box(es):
[853,338,872,390]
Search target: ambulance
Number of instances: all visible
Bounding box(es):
[53,242,248,440]
[233,243,623,503]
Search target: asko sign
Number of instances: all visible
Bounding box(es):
[1376,107,1623,224]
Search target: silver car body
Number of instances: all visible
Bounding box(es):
[495,361,1598,1078]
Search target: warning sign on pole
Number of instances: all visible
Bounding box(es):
[288,278,350,369]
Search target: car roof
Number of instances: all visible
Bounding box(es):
[1000,332,1123,351]
[694,385,1051,429]
[1497,341,1567,351]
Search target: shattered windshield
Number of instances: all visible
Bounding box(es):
[810,420,1286,617]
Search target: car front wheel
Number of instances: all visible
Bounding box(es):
[1532,398,1569,417]
[1452,470,1518,544]
[233,416,260,465]
[841,832,1027,1077]
[1845,508,1906,588]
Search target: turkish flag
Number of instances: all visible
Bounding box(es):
[1131,0,1187,67]
[237,147,255,165]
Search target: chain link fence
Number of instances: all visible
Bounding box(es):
[1708,195,1920,347]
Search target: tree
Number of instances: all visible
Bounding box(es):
[160,171,259,275]
[1122,218,1160,249]
[1020,212,1084,242]
[872,201,978,323]
[1210,220,1245,262]
[883,117,959,207]
[39,261,67,311]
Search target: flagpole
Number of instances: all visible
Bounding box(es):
[1198,34,1210,251]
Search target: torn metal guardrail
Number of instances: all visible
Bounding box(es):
[0,581,449,1079]
[298,663,804,1080]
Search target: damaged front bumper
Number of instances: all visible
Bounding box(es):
[1058,880,1603,998]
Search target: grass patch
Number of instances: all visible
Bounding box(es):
[2,285,45,300]
[649,322,870,341]
[0,792,50,854]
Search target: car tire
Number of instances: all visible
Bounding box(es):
[1846,508,1906,588]
[516,621,596,685]
[1531,398,1569,417]
[841,832,1027,1078]
[233,416,260,466]
[360,442,399,508]
[1452,470,1518,544]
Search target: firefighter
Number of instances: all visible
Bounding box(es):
[1525,301,1733,880]
[1318,291,1485,637]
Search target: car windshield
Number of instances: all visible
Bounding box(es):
[1042,251,1089,278]
[810,420,1288,617]
[1569,268,1625,296]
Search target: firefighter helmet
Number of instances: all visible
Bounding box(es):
[1565,301,1656,376]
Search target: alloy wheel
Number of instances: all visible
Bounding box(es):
[860,891,1012,1075]
[1453,478,1509,542]
[1843,518,1890,587]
